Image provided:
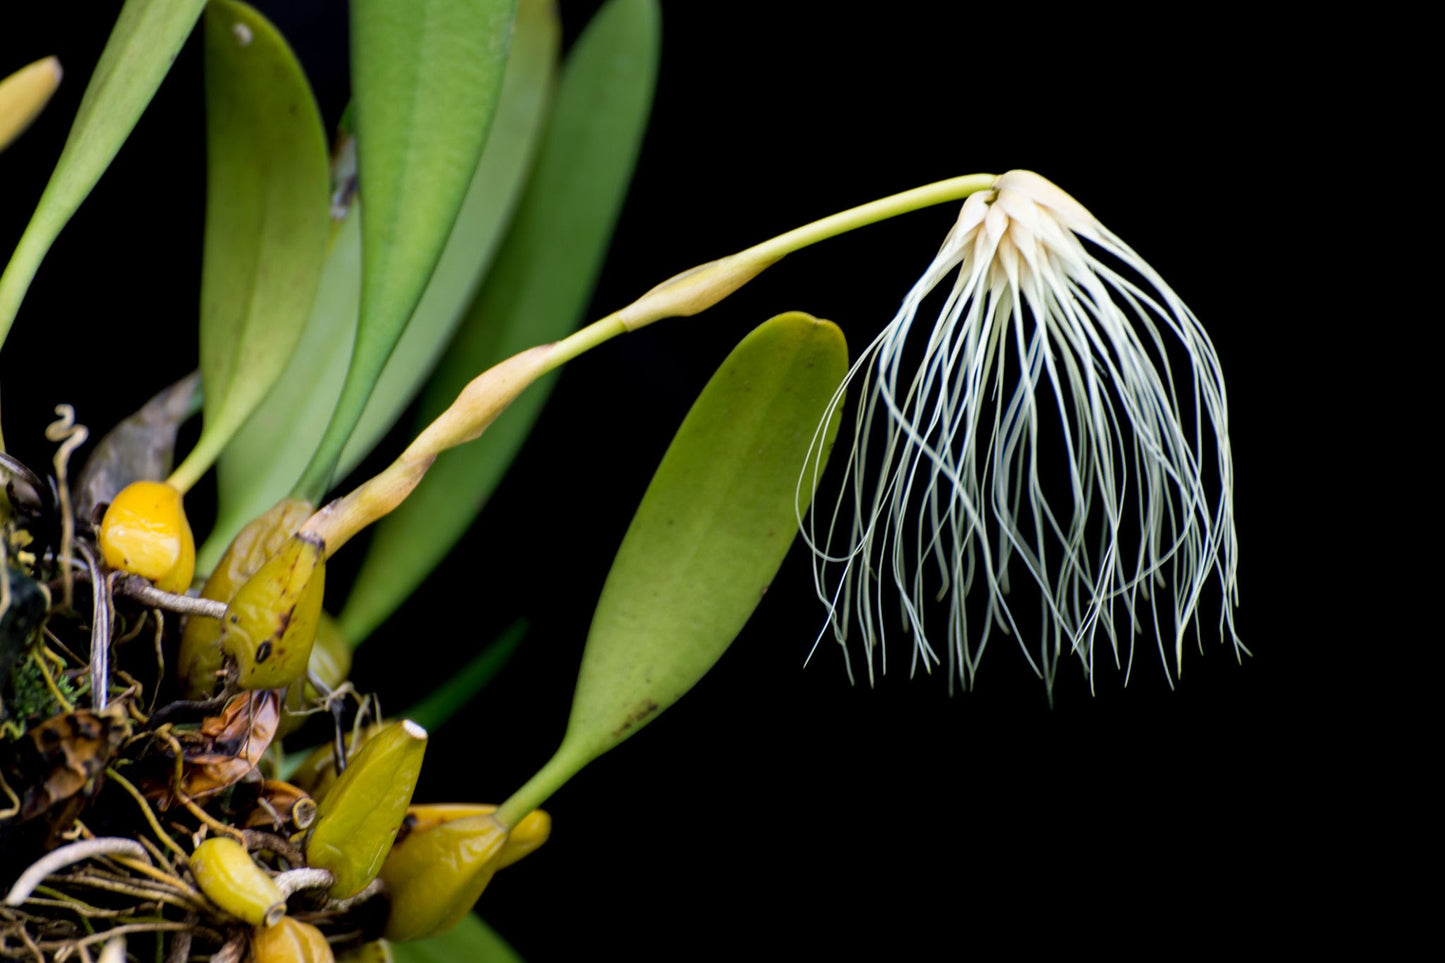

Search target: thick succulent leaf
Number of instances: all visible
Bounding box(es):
[560,312,847,766]
[338,0,660,645]
[75,372,199,523]
[401,620,526,730]
[167,0,330,494]
[505,313,849,815]
[292,0,518,500]
[498,314,847,826]
[203,0,555,572]
[335,0,559,481]
[389,912,523,963]
[0,0,206,350]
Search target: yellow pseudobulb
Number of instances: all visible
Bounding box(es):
[250,916,334,962]
[97,481,195,593]
[380,806,550,942]
[218,532,325,691]
[189,836,284,927]
[305,719,427,898]
[179,498,313,699]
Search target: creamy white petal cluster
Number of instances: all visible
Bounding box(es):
[804,170,1240,693]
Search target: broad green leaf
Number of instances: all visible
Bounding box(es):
[389,912,523,963]
[338,0,660,646]
[336,0,559,482]
[498,312,848,824]
[402,620,526,731]
[0,0,206,350]
[202,0,557,572]
[167,0,330,494]
[292,0,518,501]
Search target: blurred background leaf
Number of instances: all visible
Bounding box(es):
[200,208,358,573]
[168,0,329,495]
[401,619,527,732]
[335,0,559,483]
[292,0,517,502]
[389,912,523,963]
[0,0,206,351]
[204,0,555,571]
[338,0,660,646]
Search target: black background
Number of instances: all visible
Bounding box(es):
[2,2,1370,956]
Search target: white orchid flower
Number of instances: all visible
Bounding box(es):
[804,170,1241,694]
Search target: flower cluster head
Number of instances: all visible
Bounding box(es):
[805,170,1241,694]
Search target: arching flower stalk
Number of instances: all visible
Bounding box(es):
[804,170,1241,694]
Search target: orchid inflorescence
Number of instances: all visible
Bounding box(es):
[805,170,1241,694]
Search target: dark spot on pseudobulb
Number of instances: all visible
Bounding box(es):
[612,700,660,738]
[255,641,272,663]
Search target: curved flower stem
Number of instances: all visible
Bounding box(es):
[302,173,997,555]
[550,173,997,367]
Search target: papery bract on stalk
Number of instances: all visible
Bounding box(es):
[805,170,1240,693]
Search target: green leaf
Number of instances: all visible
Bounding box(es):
[401,620,526,731]
[335,0,560,482]
[389,912,523,963]
[292,0,519,501]
[498,312,848,825]
[201,0,557,572]
[167,0,330,494]
[338,0,660,646]
[566,313,848,755]
[198,211,359,574]
[0,0,207,351]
